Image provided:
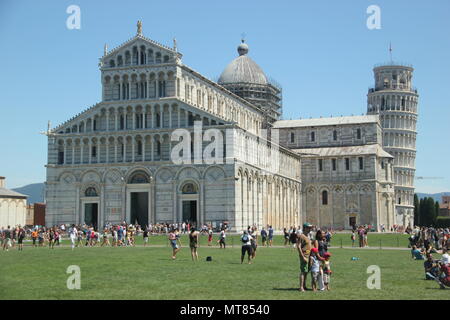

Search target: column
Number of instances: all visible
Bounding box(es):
[106,112,110,131]
[63,143,67,165]
[114,140,118,163]
[88,140,92,164]
[142,137,146,162]
[178,108,181,128]
[106,141,109,163]
[71,145,75,165]
[123,139,127,163]
[169,106,172,128]
[151,136,154,162]
[80,142,84,164]
[132,137,135,162]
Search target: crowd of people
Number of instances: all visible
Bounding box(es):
[408,226,450,289]
[3,221,450,290]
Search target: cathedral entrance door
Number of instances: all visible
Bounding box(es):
[182,200,197,225]
[84,203,98,231]
[349,217,356,229]
[130,192,149,227]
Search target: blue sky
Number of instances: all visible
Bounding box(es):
[0,0,449,193]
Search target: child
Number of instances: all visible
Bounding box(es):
[309,247,321,291]
[322,252,332,291]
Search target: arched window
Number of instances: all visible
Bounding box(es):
[322,190,328,205]
[333,130,337,141]
[182,183,198,194]
[85,187,98,197]
[290,132,295,143]
[311,131,315,142]
[129,171,150,184]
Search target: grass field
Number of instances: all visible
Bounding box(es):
[0,233,447,300]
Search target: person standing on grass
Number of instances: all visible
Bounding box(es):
[309,247,321,291]
[207,228,213,246]
[168,229,181,260]
[18,226,26,251]
[268,225,274,247]
[297,222,312,292]
[351,230,356,247]
[48,228,55,249]
[2,226,12,251]
[69,225,77,250]
[218,228,226,249]
[189,228,200,261]
[260,227,268,247]
[289,228,298,250]
[283,228,290,246]
[240,230,253,264]
[143,228,149,247]
[31,229,38,247]
[250,227,258,260]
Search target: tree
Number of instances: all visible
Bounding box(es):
[414,194,420,226]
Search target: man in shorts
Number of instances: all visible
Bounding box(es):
[2,226,12,251]
[241,231,253,264]
[268,225,274,247]
[297,222,312,291]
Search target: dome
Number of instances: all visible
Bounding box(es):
[218,41,268,85]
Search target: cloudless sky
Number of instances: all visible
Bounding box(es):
[0,0,449,193]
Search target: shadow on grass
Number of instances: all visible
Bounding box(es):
[272,287,300,291]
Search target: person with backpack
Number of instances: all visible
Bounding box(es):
[240,230,253,264]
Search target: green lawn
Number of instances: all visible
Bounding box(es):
[0,235,447,300]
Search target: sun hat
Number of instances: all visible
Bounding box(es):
[303,222,312,228]
[323,252,331,258]
[311,247,318,253]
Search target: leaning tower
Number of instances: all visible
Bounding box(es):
[367,63,418,228]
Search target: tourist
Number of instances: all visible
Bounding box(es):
[17,226,25,251]
[31,229,38,247]
[240,230,253,264]
[69,225,77,250]
[260,227,267,247]
[289,228,297,249]
[143,228,149,247]
[2,226,12,251]
[322,252,332,291]
[268,225,274,247]
[38,228,44,247]
[351,230,356,247]
[297,222,312,292]
[309,247,321,291]
[101,228,110,247]
[411,245,425,260]
[218,228,226,249]
[189,228,200,261]
[207,228,213,246]
[48,228,55,249]
[283,228,290,246]
[424,254,439,280]
[250,227,258,259]
[168,229,181,260]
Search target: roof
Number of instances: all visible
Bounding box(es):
[0,187,27,199]
[273,115,379,129]
[292,144,393,158]
[218,41,268,85]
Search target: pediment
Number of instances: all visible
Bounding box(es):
[102,35,181,67]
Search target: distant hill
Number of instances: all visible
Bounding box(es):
[416,192,450,203]
[12,183,44,204]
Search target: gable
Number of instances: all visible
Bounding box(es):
[102,35,181,68]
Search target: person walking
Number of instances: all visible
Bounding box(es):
[260,227,267,247]
[218,228,226,249]
[297,222,312,292]
[240,230,253,264]
[168,229,181,260]
[143,228,149,247]
[189,228,200,261]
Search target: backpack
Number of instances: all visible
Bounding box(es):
[241,235,249,243]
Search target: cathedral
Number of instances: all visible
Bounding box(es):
[44,22,418,231]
